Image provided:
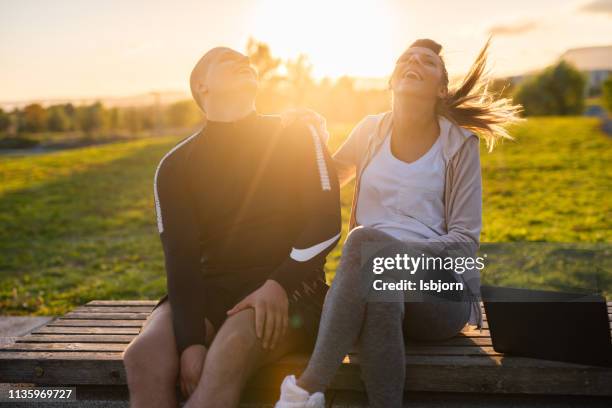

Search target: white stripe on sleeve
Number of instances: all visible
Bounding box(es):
[153,131,200,234]
[308,124,331,191]
[289,232,341,262]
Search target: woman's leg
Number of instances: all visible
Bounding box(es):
[358,251,471,407]
[357,301,406,408]
[403,267,471,342]
[297,226,399,393]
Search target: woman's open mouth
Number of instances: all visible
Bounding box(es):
[403,70,422,81]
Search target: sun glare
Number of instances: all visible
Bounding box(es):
[250,0,398,79]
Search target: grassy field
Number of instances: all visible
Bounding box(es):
[0,116,610,315]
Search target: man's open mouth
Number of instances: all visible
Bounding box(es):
[235,65,254,76]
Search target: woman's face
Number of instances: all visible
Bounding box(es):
[389,46,446,101]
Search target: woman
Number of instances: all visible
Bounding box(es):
[274,38,523,408]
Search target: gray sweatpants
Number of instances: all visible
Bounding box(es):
[297,226,472,408]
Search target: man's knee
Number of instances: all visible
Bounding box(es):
[123,335,179,379]
[216,324,260,359]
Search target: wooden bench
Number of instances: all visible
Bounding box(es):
[1,300,611,406]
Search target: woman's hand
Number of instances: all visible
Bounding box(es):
[179,344,207,398]
[281,108,330,145]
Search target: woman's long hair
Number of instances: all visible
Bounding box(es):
[411,37,524,151]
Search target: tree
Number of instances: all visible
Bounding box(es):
[514,60,586,116]
[602,76,612,112]
[131,106,156,131]
[22,104,48,132]
[46,105,70,132]
[165,100,202,128]
[285,54,314,105]
[0,108,10,133]
[121,107,143,134]
[63,103,76,130]
[107,107,120,131]
[246,37,281,82]
[76,102,105,136]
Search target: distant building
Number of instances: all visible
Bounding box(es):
[560,45,612,96]
[505,45,611,97]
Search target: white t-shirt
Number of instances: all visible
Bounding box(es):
[355,131,446,242]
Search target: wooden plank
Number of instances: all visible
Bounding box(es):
[86,300,158,306]
[404,346,500,356]
[3,340,495,356]
[459,329,491,337]
[0,351,123,361]
[74,306,154,313]
[478,312,612,321]
[249,354,612,397]
[18,334,135,343]
[480,306,611,314]
[23,334,491,347]
[480,320,612,330]
[406,337,492,347]
[19,334,492,348]
[0,352,125,384]
[3,299,610,397]
[32,326,141,335]
[31,323,493,346]
[63,312,149,320]
[39,319,608,337]
[3,351,610,396]
[1,342,126,352]
[2,347,610,396]
[463,320,612,331]
[329,390,612,407]
[47,319,144,327]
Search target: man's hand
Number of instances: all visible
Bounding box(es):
[179,344,206,398]
[226,279,289,350]
[280,108,330,145]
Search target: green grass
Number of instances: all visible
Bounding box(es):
[0,138,170,314]
[479,117,610,242]
[0,117,610,315]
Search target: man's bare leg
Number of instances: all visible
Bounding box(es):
[184,308,304,408]
[122,301,214,408]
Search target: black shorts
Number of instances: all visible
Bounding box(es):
[151,271,328,349]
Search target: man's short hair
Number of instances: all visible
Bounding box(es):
[189,47,234,113]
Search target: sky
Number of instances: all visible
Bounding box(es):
[1,0,611,102]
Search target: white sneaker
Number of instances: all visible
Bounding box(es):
[274,374,325,408]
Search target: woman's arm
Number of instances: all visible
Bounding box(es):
[332,115,378,188]
[281,109,378,188]
[426,135,483,252]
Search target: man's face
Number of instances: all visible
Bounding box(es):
[205,49,258,95]
[389,46,446,100]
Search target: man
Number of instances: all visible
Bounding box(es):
[121,46,341,408]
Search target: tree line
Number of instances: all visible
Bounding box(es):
[1,38,609,141]
[0,100,204,138]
